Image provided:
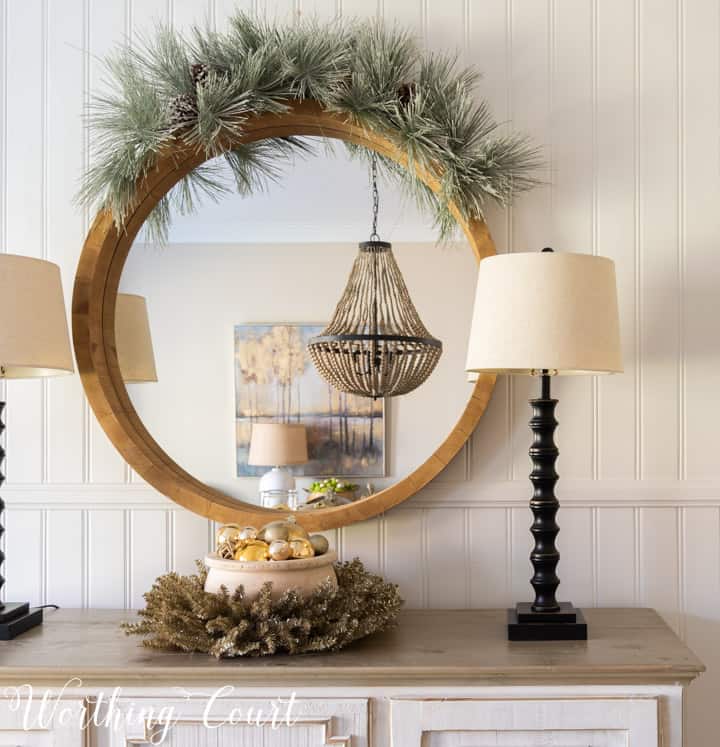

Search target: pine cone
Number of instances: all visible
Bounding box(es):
[191,62,209,86]
[397,82,417,106]
[167,93,197,126]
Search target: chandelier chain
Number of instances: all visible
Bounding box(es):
[370,152,380,241]
[306,150,443,398]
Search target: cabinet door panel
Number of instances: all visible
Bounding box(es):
[96,696,368,747]
[0,698,86,747]
[391,698,658,747]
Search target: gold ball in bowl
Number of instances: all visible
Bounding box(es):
[289,538,315,559]
[216,523,242,549]
[268,539,292,561]
[234,540,270,562]
[261,521,292,543]
[238,526,258,542]
[309,534,329,556]
[287,524,309,541]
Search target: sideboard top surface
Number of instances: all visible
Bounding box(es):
[0,608,703,687]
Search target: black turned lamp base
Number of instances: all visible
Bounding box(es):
[0,602,43,640]
[508,602,587,641]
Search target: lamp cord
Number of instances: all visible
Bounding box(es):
[370,152,380,241]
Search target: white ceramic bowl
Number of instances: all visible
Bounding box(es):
[204,550,338,600]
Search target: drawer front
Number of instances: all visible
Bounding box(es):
[94,695,368,747]
[390,698,659,747]
[0,696,86,747]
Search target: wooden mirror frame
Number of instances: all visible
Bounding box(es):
[73,100,496,531]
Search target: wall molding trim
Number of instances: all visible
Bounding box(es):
[4,479,720,510]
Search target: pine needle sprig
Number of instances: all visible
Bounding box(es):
[79,12,542,242]
[123,558,403,658]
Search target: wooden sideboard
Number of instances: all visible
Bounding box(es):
[0,608,704,747]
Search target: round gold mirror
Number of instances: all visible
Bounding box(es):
[72,100,496,531]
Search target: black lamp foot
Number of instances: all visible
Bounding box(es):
[0,603,43,640]
[508,602,587,641]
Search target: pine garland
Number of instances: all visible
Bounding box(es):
[79,12,541,242]
[122,559,403,658]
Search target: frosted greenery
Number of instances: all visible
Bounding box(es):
[123,559,403,658]
[79,12,541,242]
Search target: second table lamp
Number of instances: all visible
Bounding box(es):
[248,423,309,508]
[465,247,622,640]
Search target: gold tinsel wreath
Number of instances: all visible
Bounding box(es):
[122,559,403,658]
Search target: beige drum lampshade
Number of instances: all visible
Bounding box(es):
[465,252,623,375]
[0,254,74,378]
[248,423,308,467]
[115,294,158,383]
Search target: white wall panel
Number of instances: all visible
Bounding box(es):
[468,507,508,607]
[131,0,169,33]
[509,505,531,602]
[46,0,85,484]
[638,0,681,480]
[173,510,212,575]
[341,515,382,573]
[298,0,337,20]
[683,0,720,481]
[380,0,423,37]
[595,0,638,481]
[595,507,636,606]
[639,506,680,634]
[471,377,512,483]
[172,0,213,31]
[425,507,467,608]
[3,509,43,607]
[264,0,299,23]
[384,508,424,608]
[87,509,127,608]
[425,0,464,53]
[46,509,84,607]
[130,509,169,608]
[2,1,718,742]
[555,506,594,608]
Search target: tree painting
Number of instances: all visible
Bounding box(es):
[235,324,384,478]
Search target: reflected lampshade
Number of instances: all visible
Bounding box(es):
[0,254,74,378]
[465,252,623,376]
[248,423,308,467]
[115,294,158,383]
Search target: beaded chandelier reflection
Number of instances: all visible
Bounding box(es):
[308,155,442,399]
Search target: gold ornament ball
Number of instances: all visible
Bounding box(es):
[216,523,243,549]
[238,526,258,542]
[289,537,315,559]
[268,539,292,561]
[234,540,270,562]
[309,534,329,555]
[261,520,291,543]
[287,524,309,541]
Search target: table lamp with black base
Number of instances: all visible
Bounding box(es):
[0,254,75,640]
[465,248,622,641]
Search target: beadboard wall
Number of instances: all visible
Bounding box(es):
[1,0,719,744]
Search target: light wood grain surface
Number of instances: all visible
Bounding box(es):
[0,608,703,687]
